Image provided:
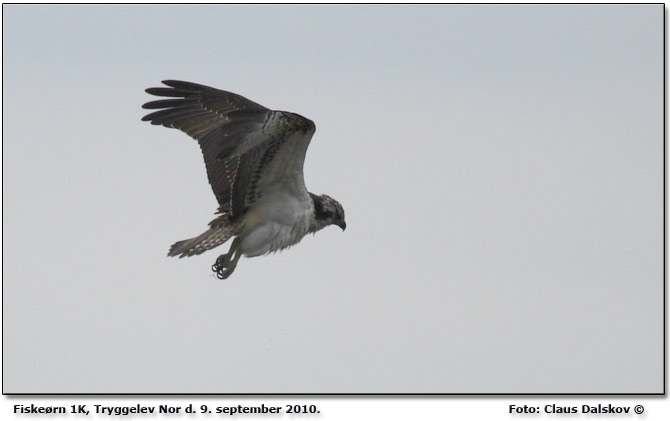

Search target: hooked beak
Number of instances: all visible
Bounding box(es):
[337,221,347,231]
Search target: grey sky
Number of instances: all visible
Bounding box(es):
[2,4,663,393]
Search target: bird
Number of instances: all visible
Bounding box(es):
[141,80,346,279]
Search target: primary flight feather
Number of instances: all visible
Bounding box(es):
[142,80,345,279]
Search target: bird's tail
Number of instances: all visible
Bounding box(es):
[168,217,239,258]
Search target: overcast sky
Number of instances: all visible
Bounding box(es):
[2,4,663,393]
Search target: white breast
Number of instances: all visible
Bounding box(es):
[238,188,314,257]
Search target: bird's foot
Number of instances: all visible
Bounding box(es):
[214,266,234,279]
[212,254,234,279]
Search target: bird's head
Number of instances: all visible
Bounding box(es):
[310,193,346,232]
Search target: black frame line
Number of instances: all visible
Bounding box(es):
[1,1,666,397]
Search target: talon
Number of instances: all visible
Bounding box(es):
[216,266,233,280]
[212,254,228,274]
[210,241,241,279]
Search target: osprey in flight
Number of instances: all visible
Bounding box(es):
[142,80,345,279]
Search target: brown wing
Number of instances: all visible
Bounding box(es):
[142,80,315,219]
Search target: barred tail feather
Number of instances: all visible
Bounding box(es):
[168,225,236,258]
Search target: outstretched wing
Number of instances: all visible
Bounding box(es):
[142,80,315,219]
